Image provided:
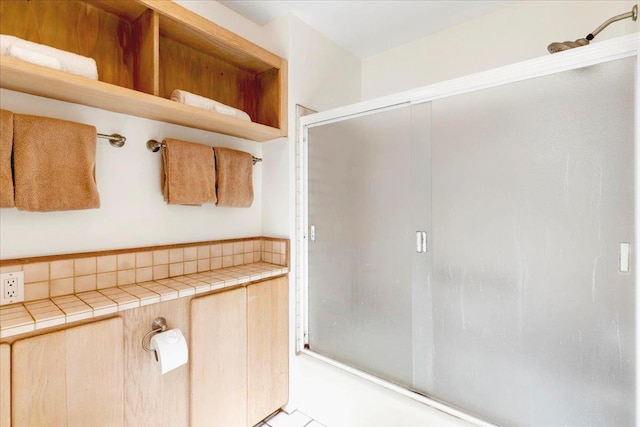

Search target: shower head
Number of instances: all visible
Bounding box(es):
[548,4,637,54]
[547,39,590,54]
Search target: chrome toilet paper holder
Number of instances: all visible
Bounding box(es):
[142,317,168,361]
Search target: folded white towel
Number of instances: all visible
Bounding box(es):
[170,89,220,112]
[0,34,98,80]
[170,89,251,122]
[8,45,62,70]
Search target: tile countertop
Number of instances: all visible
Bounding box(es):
[0,262,288,339]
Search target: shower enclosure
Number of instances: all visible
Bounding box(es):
[301,35,638,427]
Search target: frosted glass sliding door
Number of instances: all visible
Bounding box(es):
[306,55,636,427]
[426,56,636,426]
[306,104,431,388]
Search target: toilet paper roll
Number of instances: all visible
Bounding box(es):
[150,328,188,375]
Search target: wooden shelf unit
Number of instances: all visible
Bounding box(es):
[0,0,287,142]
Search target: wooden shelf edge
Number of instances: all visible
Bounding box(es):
[0,57,286,142]
[139,0,283,71]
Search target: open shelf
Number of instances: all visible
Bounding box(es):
[0,57,283,142]
[0,0,287,142]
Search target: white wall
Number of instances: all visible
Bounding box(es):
[261,13,362,238]
[0,89,263,259]
[257,11,362,415]
[362,0,639,99]
[287,14,362,114]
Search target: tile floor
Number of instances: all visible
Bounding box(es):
[293,354,479,427]
[255,354,483,427]
[257,410,325,427]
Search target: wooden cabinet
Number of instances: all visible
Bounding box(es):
[190,277,288,427]
[120,298,191,426]
[0,0,287,142]
[0,276,287,426]
[247,276,289,426]
[11,317,124,427]
[190,286,248,427]
[0,344,9,427]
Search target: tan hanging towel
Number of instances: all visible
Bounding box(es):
[214,147,254,208]
[161,138,216,205]
[0,110,14,208]
[13,114,100,211]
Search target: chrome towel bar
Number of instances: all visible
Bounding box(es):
[97,133,126,147]
[146,139,262,165]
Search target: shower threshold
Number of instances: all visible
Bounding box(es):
[300,350,497,427]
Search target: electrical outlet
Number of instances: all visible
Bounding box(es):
[0,271,24,305]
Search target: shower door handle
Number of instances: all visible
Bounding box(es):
[620,242,630,272]
[416,231,427,253]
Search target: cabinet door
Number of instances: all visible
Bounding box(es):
[190,287,247,427]
[247,277,289,426]
[0,343,9,427]
[12,317,124,427]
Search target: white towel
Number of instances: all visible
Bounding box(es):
[7,45,62,70]
[170,89,251,122]
[0,34,98,80]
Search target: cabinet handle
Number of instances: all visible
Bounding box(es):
[416,231,427,253]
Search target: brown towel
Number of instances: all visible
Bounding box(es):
[13,114,100,211]
[161,138,216,205]
[214,147,254,208]
[0,110,14,208]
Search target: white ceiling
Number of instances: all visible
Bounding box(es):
[219,0,514,58]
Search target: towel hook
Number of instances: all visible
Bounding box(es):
[97,133,126,148]
[142,317,168,358]
[146,139,263,164]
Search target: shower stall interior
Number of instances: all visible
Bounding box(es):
[302,36,638,427]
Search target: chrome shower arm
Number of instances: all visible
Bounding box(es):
[587,5,638,40]
[548,4,638,54]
